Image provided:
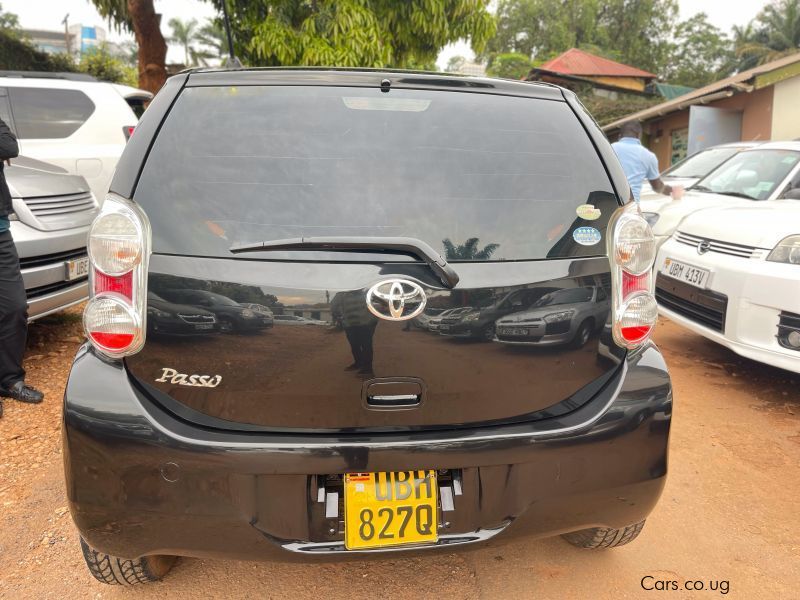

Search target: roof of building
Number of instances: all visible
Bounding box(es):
[539,48,656,79]
[654,82,695,100]
[604,51,800,131]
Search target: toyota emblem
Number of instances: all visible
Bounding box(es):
[366,279,427,321]
[697,240,711,255]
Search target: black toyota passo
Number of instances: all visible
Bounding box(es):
[64,69,671,584]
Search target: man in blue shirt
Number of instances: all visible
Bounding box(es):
[611,120,679,202]
[0,117,44,417]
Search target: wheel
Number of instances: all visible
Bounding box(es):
[562,520,645,549]
[79,537,176,585]
[218,317,235,333]
[570,319,593,349]
[480,323,495,342]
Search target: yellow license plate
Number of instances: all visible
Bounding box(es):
[344,471,438,550]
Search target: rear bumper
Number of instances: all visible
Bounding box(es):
[63,344,671,561]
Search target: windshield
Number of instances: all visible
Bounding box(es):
[534,287,593,307]
[204,292,241,306]
[664,147,742,178]
[693,149,800,200]
[136,86,619,262]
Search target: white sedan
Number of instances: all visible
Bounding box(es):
[640,142,800,251]
[655,201,800,373]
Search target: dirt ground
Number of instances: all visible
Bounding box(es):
[0,313,798,599]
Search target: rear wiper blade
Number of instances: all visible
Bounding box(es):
[230,236,460,288]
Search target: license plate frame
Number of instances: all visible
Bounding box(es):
[65,256,90,281]
[344,471,438,550]
[662,257,710,289]
[194,323,214,330]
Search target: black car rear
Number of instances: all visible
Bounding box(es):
[64,70,671,583]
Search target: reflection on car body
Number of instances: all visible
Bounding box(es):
[273,314,326,326]
[427,307,470,332]
[158,289,269,333]
[495,286,610,348]
[146,291,217,337]
[241,303,274,328]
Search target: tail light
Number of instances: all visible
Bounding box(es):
[84,194,150,358]
[609,206,658,349]
[123,125,135,141]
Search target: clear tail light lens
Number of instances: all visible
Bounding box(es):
[609,207,657,349]
[84,194,150,358]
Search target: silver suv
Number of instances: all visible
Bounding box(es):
[7,157,97,320]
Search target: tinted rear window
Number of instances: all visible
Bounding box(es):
[136,85,619,261]
[8,87,95,139]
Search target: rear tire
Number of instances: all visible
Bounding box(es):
[562,520,645,549]
[219,317,235,333]
[79,537,176,585]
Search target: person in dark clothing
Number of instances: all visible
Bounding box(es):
[0,117,44,417]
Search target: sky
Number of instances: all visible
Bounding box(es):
[3,0,773,68]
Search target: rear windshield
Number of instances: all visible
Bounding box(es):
[136,85,619,262]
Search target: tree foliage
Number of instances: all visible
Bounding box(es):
[209,0,496,68]
[78,44,138,86]
[486,52,533,79]
[662,13,732,88]
[736,0,800,66]
[442,238,499,260]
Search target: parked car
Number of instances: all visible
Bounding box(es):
[241,302,274,327]
[7,156,97,320]
[273,314,324,325]
[146,291,217,336]
[158,289,269,333]
[427,307,470,332]
[65,69,671,583]
[439,288,553,341]
[655,200,800,374]
[639,141,760,198]
[0,72,152,201]
[495,286,610,348]
[640,142,800,251]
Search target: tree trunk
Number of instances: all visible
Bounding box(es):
[128,0,167,94]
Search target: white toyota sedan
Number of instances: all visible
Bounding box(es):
[641,142,800,252]
[655,200,800,374]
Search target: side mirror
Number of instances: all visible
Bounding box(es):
[782,187,800,200]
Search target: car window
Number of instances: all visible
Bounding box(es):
[664,147,741,178]
[694,149,800,200]
[136,86,619,262]
[8,87,95,139]
[534,287,593,307]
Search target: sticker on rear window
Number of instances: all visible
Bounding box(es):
[576,204,601,220]
[573,227,602,246]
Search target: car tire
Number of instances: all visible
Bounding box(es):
[570,319,593,349]
[481,323,495,342]
[79,537,176,585]
[219,317,235,333]
[562,520,645,549]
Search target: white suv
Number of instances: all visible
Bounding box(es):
[0,72,152,201]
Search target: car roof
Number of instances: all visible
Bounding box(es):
[740,141,800,152]
[184,67,565,101]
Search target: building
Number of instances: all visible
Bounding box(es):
[23,25,107,57]
[527,48,657,97]
[603,52,800,170]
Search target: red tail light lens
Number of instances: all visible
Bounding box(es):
[610,208,657,349]
[123,125,135,141]
[84,194,150,358]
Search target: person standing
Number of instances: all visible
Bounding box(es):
[612,120,683,202]
[0,117,44,417]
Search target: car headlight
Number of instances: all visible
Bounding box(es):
[767,235,800,265]
[543,309,575,323]
[147,307,171,318]
[241,308,256,318]
[642,212,659,227]
[463,312,480,322]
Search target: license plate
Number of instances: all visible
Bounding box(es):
[344,471,438,550]
[662,258,710,288]
[439,324,450,331]
[195,323,214,330]
[65,256,90,281]
[501,327,528,336]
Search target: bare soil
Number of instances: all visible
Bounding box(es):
[0,314,798,599]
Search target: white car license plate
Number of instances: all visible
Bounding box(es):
[65,256,90,281]
[195,323,214,330]
[662,258,709,289]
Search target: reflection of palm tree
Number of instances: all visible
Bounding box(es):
[196,21,227,61]
[168,18,211,66]
[442,238,499,260]
[736,0,800,65]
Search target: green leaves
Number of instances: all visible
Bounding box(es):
[212,0,494,68]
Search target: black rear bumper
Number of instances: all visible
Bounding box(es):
[63,344,671,561]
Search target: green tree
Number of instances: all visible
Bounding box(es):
[79,44,138,86]
[663,13,732,88]
[168,17,209,66]
[445,55,466,72]
[486,52,533,79]
[89,0,167,93]
[442,238,499,260]
[737,0,800,66]
[196,20,228,61]
[0,1,20,35]
[209,0,496,68]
